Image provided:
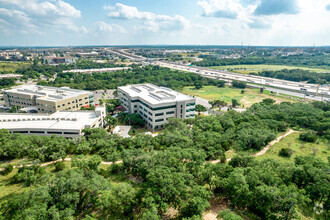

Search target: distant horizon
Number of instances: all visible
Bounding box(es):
[1,44,330,50]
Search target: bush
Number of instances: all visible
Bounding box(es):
[55,161,66,172]
[279,148,293,157]
[232,81,246,89]
[217,209,243,220]
[300,132,317,143]
[0,164,13,176]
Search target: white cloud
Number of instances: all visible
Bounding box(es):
[0,0,84,33]
[104,3,189,32]
[198,0,245,19]
[95,21,126,33]
[0,8,35,33]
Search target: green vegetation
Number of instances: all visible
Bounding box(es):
[0,78,15,89]
[257,132,329,163]
[254,69,329,84]
[209,64,329,74]
[38,65,223,90]
[0,100,329,219]
[193,54,330,70]
[15,60,126,79]
[217,209,243,220]
[0,62,30,73]
[181,86,297,107]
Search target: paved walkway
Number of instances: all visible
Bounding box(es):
[113,125,131,138]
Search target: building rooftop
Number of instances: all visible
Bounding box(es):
[4,85,91,101]
[118,83,194,105]
[0,108,103,131]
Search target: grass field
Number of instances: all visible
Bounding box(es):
[256,132,329,163]
[181,86,298,107]
[0,61,30,72]
[209,64,329,74]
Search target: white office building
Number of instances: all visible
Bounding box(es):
[118,83,195,130]
[0,107,106,138]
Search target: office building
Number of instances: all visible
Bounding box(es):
[118,83,195,130]
[0,107,105,138]
[45,56,76,64]
[3,85,93,113]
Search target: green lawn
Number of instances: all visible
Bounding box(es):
[181,86,297,107]
[209,64,329,74]
[0,61,30,72]
[256,132,329,163]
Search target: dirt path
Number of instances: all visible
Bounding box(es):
[254,128,296,156]
[0,158,123,170]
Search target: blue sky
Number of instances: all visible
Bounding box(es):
[1,0,330,46]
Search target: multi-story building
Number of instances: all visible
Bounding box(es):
[3,85,93,113]
[45,56,76,64]
[118,83,195,130]
[0,107,105,138]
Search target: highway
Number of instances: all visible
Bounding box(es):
[111,49,330,101]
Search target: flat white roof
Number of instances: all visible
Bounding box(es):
[0,110,100,131]
[4,85,91,101]
[118,83,194,105]
[63,67,131,73]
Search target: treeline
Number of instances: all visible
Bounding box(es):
[15,60,127,79]
[253,69,330,84]
[38,65,223,90]
[0,101,328,163]
[193,54,330,69]
[0,78,15,88]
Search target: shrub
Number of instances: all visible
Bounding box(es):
[300,132,317,143]
[55,161,66,172]
[217,209,243,220]
[1,164,13,176]
[279,148,293,157]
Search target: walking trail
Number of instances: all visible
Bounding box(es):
[2,129,296,170]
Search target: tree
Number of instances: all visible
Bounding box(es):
[214,100,227,111]
[279,148,293,157]
[208,100,216,109]
[54,161,66,172]
[195,104,207,115]
[104,115,118,129]
[194,81,203,89]
[232,99,239,108]
[299,132,317,142]
[232,81,246,89]
[217,209,243,220]
[98,183,137,216]
[262,98,275,105]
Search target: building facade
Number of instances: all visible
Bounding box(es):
[3,85,93,113]
[45,56,76,64]
[0,107,105,138]
[118,83,195,130]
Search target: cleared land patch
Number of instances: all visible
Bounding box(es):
[0,61,30,72]
[181,86,298,107]
[256,132,329,163]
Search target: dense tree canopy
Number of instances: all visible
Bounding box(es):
[38,65,224,90]
[0,100,329,219]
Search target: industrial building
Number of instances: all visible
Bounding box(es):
[0,107,105,138]
[118,83,195,130]
[3,85,93,113]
